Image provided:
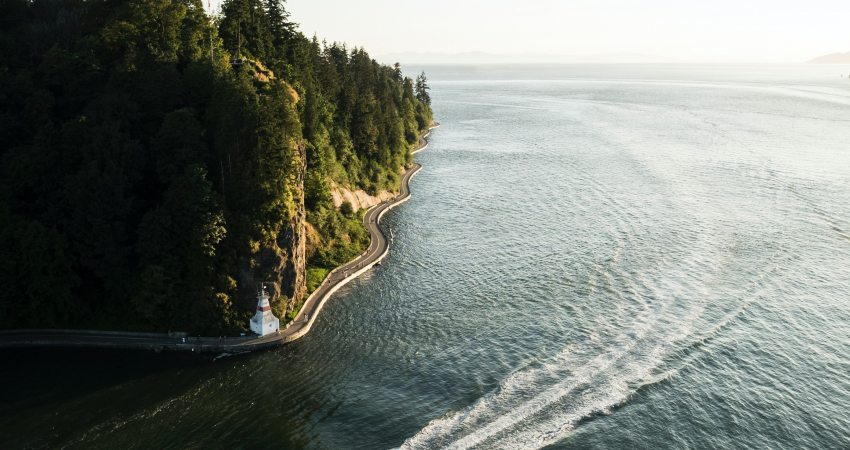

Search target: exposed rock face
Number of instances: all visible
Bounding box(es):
[304,222,322,260]
[330,177,402,211]
[237,142,307,315]
[278,142,307,313]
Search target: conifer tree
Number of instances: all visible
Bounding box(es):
[0,0,433,333]
[266,0,296,44]
[415,71,431,105]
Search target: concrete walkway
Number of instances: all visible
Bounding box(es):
[0,127,437,354]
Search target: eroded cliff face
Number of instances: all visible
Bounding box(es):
[329,166,407,211]
[237,142,307,318]
[278,141,308,314]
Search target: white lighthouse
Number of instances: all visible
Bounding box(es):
[250,284,280,336]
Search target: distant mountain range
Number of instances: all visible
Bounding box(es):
[374,51,678,65]
[806,51,850,63]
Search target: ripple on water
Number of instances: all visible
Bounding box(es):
[3,65,850,450]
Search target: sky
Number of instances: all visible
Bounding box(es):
[208,0,849,63]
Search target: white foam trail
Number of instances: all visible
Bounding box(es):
[492,328,688,449]
[397,313,659,450]
[395,239,717,450]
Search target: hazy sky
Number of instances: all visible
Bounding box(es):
[209,0,848,62]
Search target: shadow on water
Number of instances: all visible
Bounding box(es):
[0,347,214,416]
[0,344,327,450]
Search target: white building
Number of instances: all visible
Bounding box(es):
[250,285,280,336]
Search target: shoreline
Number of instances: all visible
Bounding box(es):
[412,122,439,155]
[0,125,438,355]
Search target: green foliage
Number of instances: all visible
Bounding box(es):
[305,267,328,294]
[415,71,431,106]
[339,201,354,217]
[0,0,432,333]
[279,36,432,195]
[284,301,302,322]
[0,204,79,329]
[307,206,369,270]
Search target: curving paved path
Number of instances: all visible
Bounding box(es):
[0,126,437,354]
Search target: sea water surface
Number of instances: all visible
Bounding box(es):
[3,64,850,449]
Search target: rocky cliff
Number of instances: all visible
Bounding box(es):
[279,142,308,314]
[237,142,307,317]
[329,166,409,210]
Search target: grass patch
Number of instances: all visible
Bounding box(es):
[306,268,329,294]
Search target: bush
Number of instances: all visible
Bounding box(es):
[306,268,329,294]
[285,302,302,322]
[340,201,354,217]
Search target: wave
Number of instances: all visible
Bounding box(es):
[395,239,721,450]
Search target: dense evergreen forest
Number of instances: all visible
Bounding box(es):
[0,0,433,333]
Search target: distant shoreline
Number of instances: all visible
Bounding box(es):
[806,51,850,64]
[377,51,678,65]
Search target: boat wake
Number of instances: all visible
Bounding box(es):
[395,240,723,450]
[396,321,691,449]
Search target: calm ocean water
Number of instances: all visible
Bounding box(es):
[3,64,850,449]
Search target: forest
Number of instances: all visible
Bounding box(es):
[0,0,433,334]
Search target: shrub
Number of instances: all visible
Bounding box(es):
[340,201,354,217]
[306,268,329,294]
